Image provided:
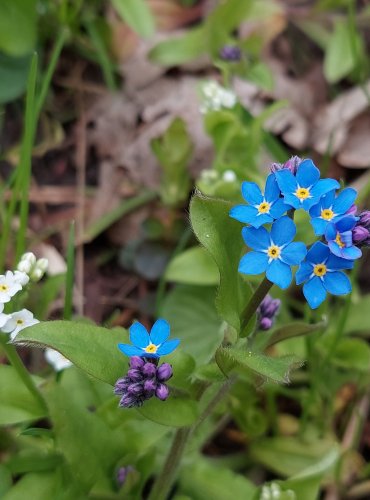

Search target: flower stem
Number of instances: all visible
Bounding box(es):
[148,379,234,500]
[0,338,48,413]
[241,277,273,332]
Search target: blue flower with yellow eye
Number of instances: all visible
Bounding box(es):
[309,188,358,235]
[325,216,362,260]
[239,216,307,289]
[229,174,289,228]
[118,319,180,359]
[296,241,353,309]
[275,159,340,211]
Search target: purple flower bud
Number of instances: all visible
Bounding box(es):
[155,383,169,401]
[119,393,142,408]
[143,379,157,395]
[116,466,134,487]
[142,362,157,377]
[270,156,303,175]
[219,45,242,62]
[359,211,370,227]
[346,204,357,216]
[127,382,143,396]
[156,363,173,382]
[260,318,273,330]
[353,226,370,244]
[114,377,130,395]
[127,368,143,381]
[130,356,145,369]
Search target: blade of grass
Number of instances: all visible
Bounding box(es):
[64,221,75,320]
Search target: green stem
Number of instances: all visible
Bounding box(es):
[241,277,273,332]
[0,338,47,413]
[148,378,234,500]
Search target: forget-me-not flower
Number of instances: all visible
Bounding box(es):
[239,216,307,289]
[325,216,362,260]
[309,188,358,235]
[118,319,180,359]
[275,159,340,211]
[229,174,289,228]
[296,241,353,309]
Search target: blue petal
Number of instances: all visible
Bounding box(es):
[310,217,328,236]
[275,170,297,195]
[281,242,307,266]
[264,174,280,202]
[282,193,301,210]
[271,216,296,246]
[332,188,357,215]
[156,338,180,356]
[302,197,320,211]
[129,322,150,348]
[296,159,320,188]
[306,241,330,264]
[325,223,337,241]
[309,202,322,218]
[241,182,263,205]
[341,246,362,260]
[252,213,274,228]
[242,226,270,251]
[266,260,292,289]
[326,254,354,270]
[328,241,343,258]
[336,216,356,232]
[323,271,351,295]
[150,319,170,345]
[118,344,145,357]
[296,262,313,285]
[269,198,289,219]
[311,178,340,198]
[303,276,327,309]
[229,205,258,224]
[321,190,336,207]
[239,251,268,275]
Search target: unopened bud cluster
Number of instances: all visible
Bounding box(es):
[257,294,281,331]
[17,252,48,282]
[114,356,173,408]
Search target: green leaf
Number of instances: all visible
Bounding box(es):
[217,347,303,384]
[190,193,252,332]
[331,338,370,372]
[165,246,219,286]
[0,53,32,104]
[266,322,325,348]
[138,395,199,427]
[3,471,61,500]
[179,457,257,499]
[13,320,127,386]
[7,452,63,475]
[324,20,358,83]
[0,0,37,56]
[344,295,370,334]
[0,465,12,497]
[248,62,274,91]
[161,285,223,366]
[149,27,206,66]
[0,365,46,425]
[111,0,155,38]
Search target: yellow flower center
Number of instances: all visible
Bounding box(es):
[321,208,334,221]
[335,233,345,248]
[0,284,8,292]
[144,343,158,354]
[295,187,310,200]
[313,263,327,277]
[267,245,280,259]
[16,319,24,325]
[257,201,271,214]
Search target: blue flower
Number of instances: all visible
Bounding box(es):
[229,174,289,228]
[325,216,362,260]
[275,159,340,211]
[239,216,307,289]
[118,319,180,359]
[296,241,353,309]
[309,188,358,235]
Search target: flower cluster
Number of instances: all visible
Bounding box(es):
[199,81,237,114]
[231,158,368,309]
[115,319,179,408]
[257,295,281,331]
[260,482,296,500]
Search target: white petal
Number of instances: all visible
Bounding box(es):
[45,349,72,371]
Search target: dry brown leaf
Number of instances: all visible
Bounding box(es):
[337,112,370,169]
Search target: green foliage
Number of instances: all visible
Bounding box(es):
[0,53,31,104]
[190,193,252,332]
[0,0,37,56]
[111,0,155,38]
[3,471,62,500]
[165,246,219,286]
[138,396,199,427]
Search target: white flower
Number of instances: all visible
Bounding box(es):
[222,170,237,182]
[200,81,237,114]
[17,260,32,273]
[30,268,43,282]
[13,271,30,287]
[0,271,23,303]
[45,349,72,371]
[36,258,48,273]
[0,303,10,328]
[260,483,296,500]
[2,309,39,341]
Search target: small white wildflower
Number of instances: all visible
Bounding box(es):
[30,268,43,282]
[36,258,48,273]
[200,80,237,114]
[2,309,39,341]
[13,271,30,287]
[17,260,32,274]
[260,483,296,500]
[222,170,237,182]
[45,348,72,371]
[0,303,10,328]
[0,271,23,303]
[20,252,37,266]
